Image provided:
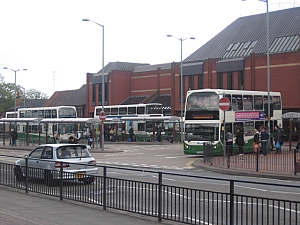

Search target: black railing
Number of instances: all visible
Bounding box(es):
[0,154,300,224]
[204,145,300,175]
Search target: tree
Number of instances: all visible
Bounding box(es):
[22,88,48,100]
[0,74,48,117]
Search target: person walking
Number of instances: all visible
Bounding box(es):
[260,126,269,156]
[253,129,261,153]
[54,131,61,144]
[274,125,283,154]
[225,128,233,156]
[156,124,162,143]
[235,128,244,155]
[129,126,134,142]
[11,128,18,146]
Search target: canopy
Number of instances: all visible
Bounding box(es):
[282,112,300,119]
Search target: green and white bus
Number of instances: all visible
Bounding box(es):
[184,89,282,155]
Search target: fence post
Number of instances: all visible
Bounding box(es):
[60,162,63,200]
[229,180,234,225]
[25,156,28,193]
[294,148,297,175]
[256,149,259,172]
[103,166,107,210]
[158,172,162,222]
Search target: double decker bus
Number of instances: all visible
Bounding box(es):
[94,103,179,141]
[184,89,282,155]
[6,106,77,139]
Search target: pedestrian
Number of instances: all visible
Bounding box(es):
[274,125,283,154]
[260,126,269,156]
[88,134,93,147]
[129,126,134,142]
[253,129,261,153]
[54,131,61,144]
[156,124,162,143]
[68,136,77,144]
[235,128,244,155]
[11,128,18,146]
[225,128,233,156]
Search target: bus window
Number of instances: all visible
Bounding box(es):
[254,96,263,110]
[225,94,232,110]
[244,121,254,136]
[138,123,145,131]
[52,109,57,118]
[104,107,110,115]
[111,108,118,115]
[38,110,45,118]
[45,110,51,118]
[119,107,127,115]
[272,96,281,110]
[243,95,253,110]
[137,106,145,115]
[32,110,38,118]
[25,110,32,118]
[128,107,136,115]
[233,122,243,136]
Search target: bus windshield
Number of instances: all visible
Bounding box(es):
[186,92,219,111]
[58,107,77,118]
[185,123,219,141]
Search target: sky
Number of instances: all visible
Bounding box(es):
[1,0,300,97]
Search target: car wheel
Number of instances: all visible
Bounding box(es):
[83,176,94,185]
[15,166,25,182]
[44,170,57,186]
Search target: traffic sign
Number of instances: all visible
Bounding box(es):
[219,97,230,111]
[99,111,106,121]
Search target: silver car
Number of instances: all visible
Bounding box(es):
[14,144,98,185]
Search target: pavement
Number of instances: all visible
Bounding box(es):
[0,140,299,224]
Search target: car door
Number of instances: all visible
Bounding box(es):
[27,146,45,178]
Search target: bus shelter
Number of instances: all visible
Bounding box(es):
[0,118,100,147]
[0,118,41,146]
[103,116,180,142]
[282,112,300,151]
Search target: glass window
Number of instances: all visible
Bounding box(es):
[119,107,127,115]
[272,96,281,110]
[104,107,110,115]
[128,107,136,115]
[52,109,57,118]
[217,72,223,89]
[29,147,44,159]
[254,96,263,110]
[186,92,219,111]
[188,75,194,90]
[243,95,253,110]
[198,74,203,89]
[19,111,25,118]
[227,72,233,90]
[45,110,51,118]
[137,106,145,115]
[38,110,45,118]
[146,104,163,115]
[224,94,232,111]
[232,95,243,111]
[32,110,38,118]
[185,123,219,142]
[244,121,254,136]
[111,108,118,115]
[238,71,244,90]
[25,110,32,118]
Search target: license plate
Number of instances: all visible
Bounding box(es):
[74,172,85,178]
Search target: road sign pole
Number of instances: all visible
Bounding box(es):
[219,97,230,158]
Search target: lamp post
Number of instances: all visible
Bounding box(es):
[167,35,195,143]
[82,18,105,151]
[3,67,27,126]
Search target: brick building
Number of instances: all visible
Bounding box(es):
[86,7,300,120]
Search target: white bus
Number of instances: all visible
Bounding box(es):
[184,89,282,155]
[94,103,176,141]
[6,106,77,138]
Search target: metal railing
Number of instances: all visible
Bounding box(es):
[204,145,300,175]
[0,154,300,224]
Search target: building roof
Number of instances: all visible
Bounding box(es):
[133,63,172,73]
[44,85,86,107]
[121,95,171,110]
[185,7,300,62]
[96,62,149,75]
[18,99,48,108]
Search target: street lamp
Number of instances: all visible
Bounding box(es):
[167,35,195,143]
[3,67,27,126]
[82,18,105,151]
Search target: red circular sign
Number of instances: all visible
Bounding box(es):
[99,111,106,121]
[219,97,230,111]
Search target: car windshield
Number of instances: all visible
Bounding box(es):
[56,146,92,159]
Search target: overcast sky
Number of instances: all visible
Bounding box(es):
[1,0,299,97]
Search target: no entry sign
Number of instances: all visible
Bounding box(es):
[99,111,106,121]
[219,97,230,111]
